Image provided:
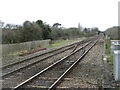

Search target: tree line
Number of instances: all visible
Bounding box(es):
[0,20,99,44]
[105,26,120,40]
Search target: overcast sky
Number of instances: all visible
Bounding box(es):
[0,0,119,31]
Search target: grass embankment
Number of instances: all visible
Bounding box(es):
[46,37,86,48]
[46,40,73,48]
[105,39,113,65]
[4,40,72,57]
[4,37,86,57]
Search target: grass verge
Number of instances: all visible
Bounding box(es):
[3,37,86,57]
[45,37,86,48]
[46,40,73,48]
[105,39,113,65]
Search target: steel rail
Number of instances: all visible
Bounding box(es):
[2,36,97,69]
[12,41,92,90]
[48,40,98,90]
[1,45,75,78]
[2,37,97,78]
[1,41,77,69]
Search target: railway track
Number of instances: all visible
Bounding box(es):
[2,36,99,89]
[11,36,99,90]
[2,36,96,68]
[2,41,78,69]
[2,45,75,78]
[1,36,96,78]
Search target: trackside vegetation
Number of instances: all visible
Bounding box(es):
[105,39,113,65]
[1,20,99,44]
[46,37,85,48]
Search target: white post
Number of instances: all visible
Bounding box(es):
[113,50,120,81]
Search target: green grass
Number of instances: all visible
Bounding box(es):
[3,37,86,57]
[45,40,74,48]
[106,40,111,55]
[4,40,72,57]
[105,39,113,65]
[45,37,86,48]
[3,50,28,57]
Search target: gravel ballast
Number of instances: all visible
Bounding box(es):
[58,38,114,89]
